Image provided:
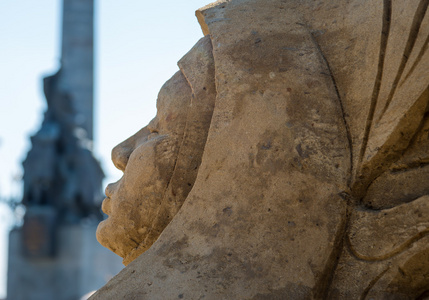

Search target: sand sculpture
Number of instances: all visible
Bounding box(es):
[93,0,429,298]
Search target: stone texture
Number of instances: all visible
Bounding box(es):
[329,196,429,299]
[93,0,429,299]
[96,36,216,265]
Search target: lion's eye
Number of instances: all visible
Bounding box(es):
[147,129,159,140]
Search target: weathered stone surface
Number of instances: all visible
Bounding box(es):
[93,0,429,298]
[96,36,216,265]
[330,196,429,299]
[364,110,429,209]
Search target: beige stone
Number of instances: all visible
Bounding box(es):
[92,0,429,298]
[96,36,216,265]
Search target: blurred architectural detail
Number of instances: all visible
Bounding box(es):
[22,0,100,224]
[7,1,123,299]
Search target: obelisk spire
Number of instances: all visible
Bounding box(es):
[60,0,94,140]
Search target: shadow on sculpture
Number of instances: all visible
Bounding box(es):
[94,0,429,298]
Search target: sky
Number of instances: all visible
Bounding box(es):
[0,0,210,297]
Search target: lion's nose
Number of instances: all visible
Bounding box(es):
[111,142,133,172]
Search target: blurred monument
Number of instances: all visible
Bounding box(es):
[7,1,123,299]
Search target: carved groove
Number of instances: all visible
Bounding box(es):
[346,227,429,262]
[306,30,354,299]
[357,87,429,204]
[391,161,429,173]
[360,267,390,300]
[308,31,354,187]
[401,31,429,86]
[378,0,429,120]
[358,0,392,169]
[313,206,350,299]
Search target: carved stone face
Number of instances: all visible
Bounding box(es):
[96,35,215,265]
[96,71,192,262]
[91,1,429,298]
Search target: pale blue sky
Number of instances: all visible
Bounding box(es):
[0,0,210,297]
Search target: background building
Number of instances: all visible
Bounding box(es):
[7,1,123,299]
